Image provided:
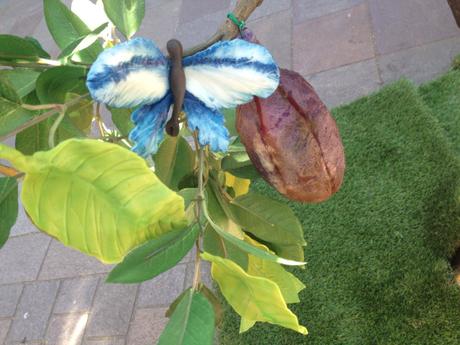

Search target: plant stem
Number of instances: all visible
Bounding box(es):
[48,108,66,148]
[0,164,21,178]
[0,94,90,142]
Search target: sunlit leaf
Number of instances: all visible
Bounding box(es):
[158,288,215,345]
[0,139,186,263]
[202,252,308,335]
[107,224,199,283]
[221,151,259,179]
[225,172,250,197]
[0,35,49,61]
[44,0,102,63]
[230,192,306,248]
[0,177,18,249]
[155,136,196,191]
[102,0,145,39]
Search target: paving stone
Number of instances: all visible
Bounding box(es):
[137,264,186,308]
[293,3,374,75]
[249,10,292,68]
[176,9,228,50]
[0,319,11,344]
[7,280,59,343]
[137,0,182,49]
[85,283,138,337]
[246,0,291,21]
[54,276,99,314]
[369,0,460,55]
[379,36,460,85]
[179,0,231,24]
[39,240,112,280]
[0,284,23,318]
[0,233,50,284]
[83,338,125,345]
[46,313,88,345]
[0,1,42,34]
[292,0,364,23]
[307,59,382,108]
[127,308,168,345]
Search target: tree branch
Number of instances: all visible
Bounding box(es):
[183,0,264,56]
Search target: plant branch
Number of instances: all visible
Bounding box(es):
[0,94,90,142]
[183,0,264,56]
[48,107,66,148]
[0,164,20,177]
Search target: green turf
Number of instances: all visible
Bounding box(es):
[220,79,460,345]
[419,70,460,154]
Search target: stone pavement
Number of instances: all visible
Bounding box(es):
[0,0,459,344]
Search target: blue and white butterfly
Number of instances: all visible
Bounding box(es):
[86,37,280,157]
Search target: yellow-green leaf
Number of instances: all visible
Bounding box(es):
[0,139,186,263]
[245,236,305,304]
[201,252,308,335]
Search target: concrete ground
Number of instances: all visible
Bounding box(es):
[0,0,459,344]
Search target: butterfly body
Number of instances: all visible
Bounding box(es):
[86,37,280,156]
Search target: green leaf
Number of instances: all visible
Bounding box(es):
[202,252,308,335]
[0,35,49,61]
[0,69,41,99]
[109,107,133,136]
[0,97,34,137]
[58,22,108,63]
[0,75,21,103]
[222,108,237,137]
[24,37,51,58]
[271,243,305,263]
[107,224,199,283]
[178,188,198,209]
[230,192,306,247]
[245,236,305,304]
[0,139,186,263]
[0,177,18,249]
[155,136,195,191]
[44,0,102,63]
[158,289,215,345]
[221,151,259,179]
[102,0,145,39]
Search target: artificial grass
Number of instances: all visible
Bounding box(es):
[220,79,460,345]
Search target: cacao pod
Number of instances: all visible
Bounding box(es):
[236,68,345,203]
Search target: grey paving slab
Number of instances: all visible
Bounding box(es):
[0,1,42,34]
[0,284,23,318]
[54,276,99,314]
[307,59,382,108]
[38,240,112,280]
[176,9,228,50]
[246,0,291,21]
[127,308,168,345]
[83,338,125,345]
[7,280,59,343]
[369,0,460,55]
[179,0,231,24]
[0,319,10,345]
[85,283,138,338]
[46,313,88,345]
[0,233,50,284]
[292,0,364,24]
[249,10,292,69]
[379,36,460,85]
[137,0,182,49]
[137,264,186,308]
[293,3,374,75]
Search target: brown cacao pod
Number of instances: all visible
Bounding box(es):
[236,68,345,203]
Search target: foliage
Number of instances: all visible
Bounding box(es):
[220,79,460,344]
[0,0,310,343]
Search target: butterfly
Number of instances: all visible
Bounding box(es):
[86,37,280,157]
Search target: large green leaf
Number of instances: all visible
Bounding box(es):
[107,224,199,283]
[230,192,306,247]
[0,35,49,61]
[0,139,186,263]
[202,252,308,335]
[0,69,41,99]
[155,136,196,191]
[36,66,88,103]
[0,97,34,137]
[158,288,215,345]
[0,177,18,249]
[44,0,102,63]
[102,0,145,39]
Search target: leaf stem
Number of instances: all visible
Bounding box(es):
[48,107,67,148]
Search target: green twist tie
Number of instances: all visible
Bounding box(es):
[227,12,245,31]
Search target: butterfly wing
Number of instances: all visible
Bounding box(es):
[86,37,169,108]
[182,39,280,110]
